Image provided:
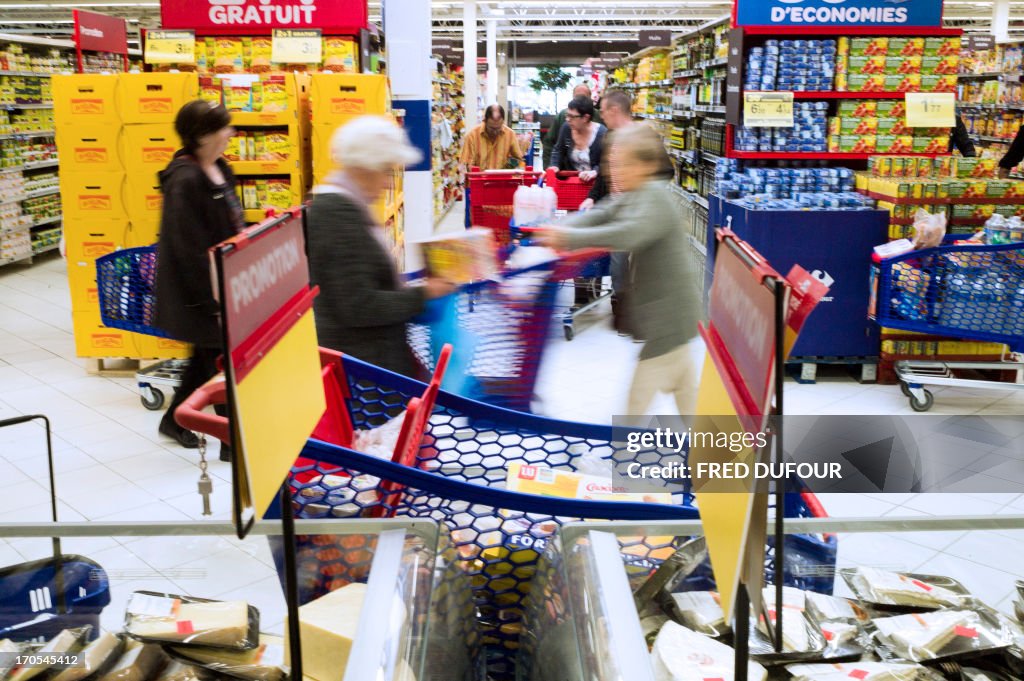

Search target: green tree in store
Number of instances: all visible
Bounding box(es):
[528,64,573,110]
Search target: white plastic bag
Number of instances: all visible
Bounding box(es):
[351,411,406,460]
[912,208,946,250]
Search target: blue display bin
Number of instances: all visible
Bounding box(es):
[706,196,889,360]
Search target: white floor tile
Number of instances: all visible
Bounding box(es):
[880,506,968,552]
[814,493,896,519]
[901,493,1005,517]
[914,552,1019,607]
[175,545,279,598]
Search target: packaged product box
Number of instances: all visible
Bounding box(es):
[265,178,291,210]
[224,135,242,162]
[214,37,244,73]
[884,56,921,75]
[911,135,947,154]
[264,131,289,161]
[835,73,849,91]
[888,38,925,56]
[419,228,499,284]
[840,117,879,134]
[250,37,272,73]
[920,55,959,75]
[194,39,208,72]
[1006,181,1024,198]
[920,75,958,92]
[876,117,911,135]
[846,74,886,92]
[838,100,876,117]
[933,156,953,177]
[850,55,886,74]
[828,117,841,136]
[884,73,921,92]
[198,76,223,105]
[255,179,269,207]
[838,134,877,153]
[849,37,889,56]
[876,135,914,154]
[242,181,258,210]
[869,156,892,176]
[923,36,961,57]
[246,134,256,161]
[323,37,358,73]
[876,101,907,118]
[954,157,997,178]
[944,180,970,199]
[985,180,1013,198]
[241,36,253,72]
[952,203,996,220]
[261,76,288,112]
[224,84,252,112]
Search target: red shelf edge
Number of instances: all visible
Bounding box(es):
[743,91,912,100]
[728,151,948,160]
[739,26,962,37]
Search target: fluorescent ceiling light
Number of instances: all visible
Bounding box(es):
[0,2,159,6]
[0,20,75,24]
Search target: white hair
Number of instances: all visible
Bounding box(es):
[329,115,422,172]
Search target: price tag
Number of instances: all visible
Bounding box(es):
[145,30,195,65]
[271,28,323,64]
[743,91,793,127]
[905,92,955,128]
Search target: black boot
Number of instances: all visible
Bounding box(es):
[159,417,199,449]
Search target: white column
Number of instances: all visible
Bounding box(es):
[993,0,1011,43]
[486,19,498,106]
[464,0,478,127]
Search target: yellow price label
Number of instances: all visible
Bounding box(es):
[743,92,794,128]
[905,92,955,128]
[271,28,323,64]
[145,30,195,65]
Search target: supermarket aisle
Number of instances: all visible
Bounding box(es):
[1,252,1023,628]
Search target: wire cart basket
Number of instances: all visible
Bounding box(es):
[871,239,1024,411]
[409,250,607,413]
[94,246,188,411]
[176,349,836,681]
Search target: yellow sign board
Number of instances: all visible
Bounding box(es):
[145,30,195,65]
[271,28,323,64]
[743,91,794,128]
[905,92,955,128]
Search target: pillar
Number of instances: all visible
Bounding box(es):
[993,0,1011,43]
[486,19,498,106]
[464,0,479,127]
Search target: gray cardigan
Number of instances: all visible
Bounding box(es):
[558,180,699,360]
[305,191,426,376]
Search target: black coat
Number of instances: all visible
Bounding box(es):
[153,151,241,347]
[305,190,426,377]
[550,122,607,173]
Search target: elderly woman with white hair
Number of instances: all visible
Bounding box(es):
[306,116,453,376]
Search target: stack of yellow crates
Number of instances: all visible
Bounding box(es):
[55,72,196,361]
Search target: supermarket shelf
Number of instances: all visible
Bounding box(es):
[23,160,59,171]
[668,149,697,164]
[0,186,60,204]
[673,16,731,43]
[0,130,54,140]
[957,72,1011,80]
[3,102,53,110]
[232,160,295,175]
[31,242,59,255]
[693,105,726,115]
[730,151,947,160]
[740,26,961,36]
[744,91,910,100]
[30,216,61,229]
[669,185,710,210]
[672,109,697,119]
[688,234,708,257]
[866,191,1024,205]
[701,151,723,163]
[230,111,293,126]
[959,103,1024,111]
[674,69,701,79]
[635,112,672,121]
[0,70,61,78]
[623,79,674,89]
[974,135,1011,145]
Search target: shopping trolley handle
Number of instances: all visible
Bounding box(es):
[175,377,231,445]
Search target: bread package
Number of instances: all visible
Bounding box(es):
[872,609,1006,662]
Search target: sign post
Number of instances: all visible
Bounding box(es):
[639,30,672,48]
[72,9,129,73]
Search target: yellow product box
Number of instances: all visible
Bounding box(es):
[837,100,877,117]
[920,55,959,76]
[911,136,947,154]
[846,74,886,92]
[849,55,886,74]
[118,73,198,125]
[213,37,245,73]
[250,37,272,73]
[254,179,269,208]
[419,228,499,284]
[876,135,914,154]
[951,204,996,220]
[310,73,390,121]
[869,156,892,176]
[265,179,292,210]
[840,117,879,134]
[263,131,290,161]
[954,157,997,179]
[224,84,252,112]
[60,172,127,222]
[52,74,120,125]
[1006,181,1024,198]
[884,73,921,92]
[224,134,242,162]
[828,117,841,136]
[985,180,1013,198]
[855,171,871,190]
[888,38,925,57]
[73,322,141,359]
[838,134,877,153]
[920,75,958,92]
[122,124,177,177]
[124,175,163,228]
[835,73,848,91]
[944,180,970,198]
[245,134,256,161]
[933,156,953,178]
[849,37,889,56]
[323,37,358,73]
[194,38,207,72]
[261,75,288,112]
[136,335,191,360]
[63,219,127,264]
[55,125,122,172]
[884,56,921,75]
[127,219,159,248]
[923,36,961,57]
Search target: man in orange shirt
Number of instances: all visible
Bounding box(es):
[460,104,524,170]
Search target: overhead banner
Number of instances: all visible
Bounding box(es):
[735,0,944,28]
[162,0,368,36]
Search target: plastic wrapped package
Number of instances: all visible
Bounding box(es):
[651,621,767,681]
[97,641,167,681]
[168,633,285,681]
[805,591,870,655]
[843,567,964,609]
[786,661,944,681]
[911,208,946,249]
[350,411,406,460]
[872,609,1011,662]
[665,591,727,637]
[757,586,825,653]
[124,593,258,649]
[156,661,215,681]
[9,627,91,681]
[51,633,124,681]
[0,639,28,679]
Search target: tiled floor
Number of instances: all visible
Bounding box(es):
[1,213,1023,635]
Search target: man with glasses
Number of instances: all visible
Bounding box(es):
[460,103,524,171]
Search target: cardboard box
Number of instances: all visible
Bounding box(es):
[911,136,947,154]
[55,125,122,172]
[876,101,907,118]
[310,73,390,125]
[876,135,914,154]
[847,37,889,56]
[877,117,912,135]
[923,36,961,57]
[838,134,877,153]
[985,180,1013,198]
[849,55,886,74]
[60,172,127,222]
[837,100,877,117]
[840,117,879,134]
[920,55,959,76]
[884,74,921,92]
[72,321,142,359]
[53,74,120,125]
[63,219,127,263]
[920,75,958,92]
[119,72,199,125]
[136,335,191,360]
[846,74,886,92]
[885,56,921,75]
[954,157,997,179]
[888,38,925,57]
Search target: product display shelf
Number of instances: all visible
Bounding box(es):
[0,34,76,268]
[958,40,1024,160]
[432,66,464,221]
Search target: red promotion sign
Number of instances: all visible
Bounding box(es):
[162,0,369,36]
[73,10,129,55]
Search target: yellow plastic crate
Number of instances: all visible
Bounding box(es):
[118,72,199,125]
[56,125,123,172]
[53,74,120,125]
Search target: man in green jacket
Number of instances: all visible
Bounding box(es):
[542,82,601,168]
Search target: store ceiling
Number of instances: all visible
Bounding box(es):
[0,0,1022,45]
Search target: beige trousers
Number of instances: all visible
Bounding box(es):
[626,342,699,417]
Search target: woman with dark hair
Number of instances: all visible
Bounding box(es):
[548,95,607,182]
[154,100,242,453]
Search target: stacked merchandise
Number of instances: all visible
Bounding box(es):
[0,74,52,106]
[836,36,960,93]
[432,65,465,220]
[55,72,197,360]
[959,41,1024,161]
[81,52,127,74]
[615,47,673,121]
[857,154,1015,381]
[744,40,837,92]
[735,102,828,153]
[827,99,948,155]
[152,35,361,74]
[0,172,31,264]
[0,41,73,73]
[714,162,862,211]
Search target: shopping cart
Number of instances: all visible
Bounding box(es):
[872,238,1024,411]
[541,168,612,340]
[465,167,541,251]
[176,351,837,679]
[0,415,110,641]
[409,250,607,413]
[95,246,187,411]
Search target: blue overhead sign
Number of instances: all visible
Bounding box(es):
[735,0,944,28]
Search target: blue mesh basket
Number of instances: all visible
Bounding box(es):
[873,239,1024,353]
[261,354,837,675]
[95,246,171,338]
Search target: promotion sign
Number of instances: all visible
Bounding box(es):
[735,0,944,28]
[905,92,955,127]
[271,28,322,64]
[145,30,196,65]
[162,0,368,36]
[743,92,794,128]
[73,9,128,55]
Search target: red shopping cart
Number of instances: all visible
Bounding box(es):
[466,167,541,250]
